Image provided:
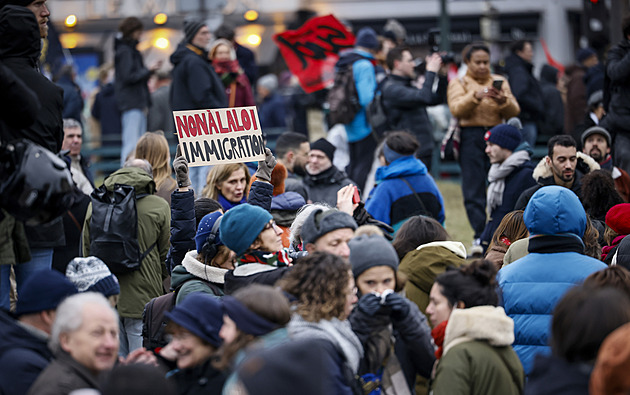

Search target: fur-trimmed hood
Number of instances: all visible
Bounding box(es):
[531,152,600,183]
[170,250,227,290]
[443,306,514,356]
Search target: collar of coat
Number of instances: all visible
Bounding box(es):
[532,151,600,183]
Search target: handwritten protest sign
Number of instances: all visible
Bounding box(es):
[273,14,355,93]
[173,106,265,167]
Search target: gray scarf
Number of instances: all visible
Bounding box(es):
[287,314,364,373]
[487,150,530,211]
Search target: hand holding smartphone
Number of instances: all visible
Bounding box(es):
[352,186,361,204]
[492,79,503,91]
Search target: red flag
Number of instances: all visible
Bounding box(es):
[540,38,565,76]
[273,14,355,93]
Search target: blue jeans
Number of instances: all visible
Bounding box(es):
[119,317,144,357]
[121,109,147,165]
[189,166,210,196]
[459,127,490,239]
[0,248,53,312]
[521,121,538,148]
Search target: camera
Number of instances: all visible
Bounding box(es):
[428,28,455,64]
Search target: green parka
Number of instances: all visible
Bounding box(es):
[431,306,524,395]
[82,167,170,318]
[398,241,467,316]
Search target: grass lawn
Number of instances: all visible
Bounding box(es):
[436,180,475,251]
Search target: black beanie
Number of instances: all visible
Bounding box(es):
[310,138,336,162]
[184,18,205,44]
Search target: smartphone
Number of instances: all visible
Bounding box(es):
[492,79,503,91]
[352,186,361,204]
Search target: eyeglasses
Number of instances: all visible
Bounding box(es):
[263,220,280,231]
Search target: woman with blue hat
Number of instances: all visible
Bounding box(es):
[163,293,226,395]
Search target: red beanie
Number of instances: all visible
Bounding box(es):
[605,203,630,235]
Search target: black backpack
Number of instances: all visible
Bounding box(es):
[366,79,392,141]
[142,279,222,351]
[88,183,156,274]
[328,63,361,126]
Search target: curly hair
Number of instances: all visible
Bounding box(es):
[583,216,602,260]
[278,252,352,322]
[581,170,624,221]
[486,210,528,252]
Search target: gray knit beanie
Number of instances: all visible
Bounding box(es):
[65,257,120,297]
[301,209,357,246]
[348,234,399,278]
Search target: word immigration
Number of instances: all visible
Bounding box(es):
[173,106,266,166]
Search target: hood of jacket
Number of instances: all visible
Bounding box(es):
[271,191,306,211]
[170,250,227,290]
[335,49,375,69]
[104,167,156,195]
[304,165,350,186]
[540,64,559,85]
[398,241,467,294]
[0,5,40,64]
[443,306,514,355]
[505,53,533,73]
[114,36,138,52]
[375,155,427,182]
[524,185,587,238]
[0,311,52,360]
[531,151,600,183]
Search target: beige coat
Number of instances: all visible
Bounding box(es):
[447,72,520,127]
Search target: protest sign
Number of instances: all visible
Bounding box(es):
[173,106,266,167]
[273,14,355,93]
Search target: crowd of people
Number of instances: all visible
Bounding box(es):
[3,0,630,394]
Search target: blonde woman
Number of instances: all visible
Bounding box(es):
[134,131,177,205]
[202,163,251,211]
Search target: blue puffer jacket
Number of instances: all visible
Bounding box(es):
[365,155,444,231]
[498,186,606,375]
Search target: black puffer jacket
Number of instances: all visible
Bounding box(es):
[170,43,227,111]
[505,53,544,122]
[114,37,152,111]
[0,5,63,153]
[382,72,447,158]
[604,39,630,135]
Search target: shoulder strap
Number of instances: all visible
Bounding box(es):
[134,192,157,262]
[399,177,428,214]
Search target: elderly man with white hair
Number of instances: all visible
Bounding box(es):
[27,293,119,395]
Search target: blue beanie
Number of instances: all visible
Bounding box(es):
[65,257,120,298]
[355,27,379,50]
[195,212,223,254]
[220,204,272,256]
[484,124,522,152]
[165,293,223,347]
[16,270,78,316]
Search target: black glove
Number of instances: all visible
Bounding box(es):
[254,147,276,182]
[356,293,383,316]
[173,145,191,188]
[385,292,410,321]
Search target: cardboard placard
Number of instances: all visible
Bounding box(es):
[173,106,265,167]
